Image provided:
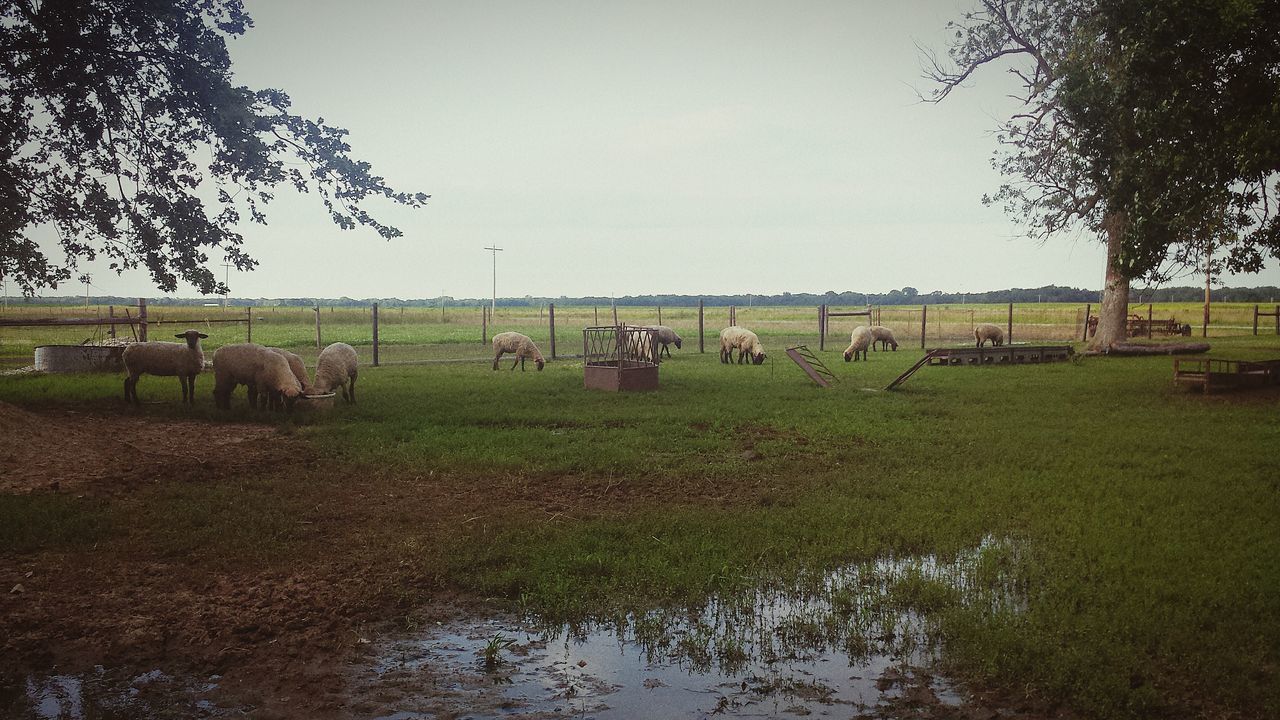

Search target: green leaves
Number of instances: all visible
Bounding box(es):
[0,0,428,296]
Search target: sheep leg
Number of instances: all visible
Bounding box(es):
[247,383,259,409]
[492,351,503,371]
[511,357,520,371]
[348,372,357,404]
[737,347,746,364]
[124,374,138,404]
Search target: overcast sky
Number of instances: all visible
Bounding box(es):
[39,0,1280,300]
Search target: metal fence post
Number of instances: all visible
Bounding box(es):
[549,303,556,360]
[314,304,321,350]
[246,307,252,343]
[921,304,927,349]
[698,299,705,353]
[372,302,380,367]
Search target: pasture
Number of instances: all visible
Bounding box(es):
[0,314,1277,718]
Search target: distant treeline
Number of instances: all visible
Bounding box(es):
[9,284,1280,308]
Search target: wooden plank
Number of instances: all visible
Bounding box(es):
[785,345,834,388]
[886,350,940,391]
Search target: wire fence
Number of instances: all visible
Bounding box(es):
[0,301,1269,369]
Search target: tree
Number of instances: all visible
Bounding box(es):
[0,0,428,296]
[923,0,1280,348]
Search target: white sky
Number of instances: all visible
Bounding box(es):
[36,0,1280,300]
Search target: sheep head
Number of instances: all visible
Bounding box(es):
[175,329,209,347]
[752,352,766,365]
[535,358,545,371]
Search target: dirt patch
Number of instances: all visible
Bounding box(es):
[0,401,291,495]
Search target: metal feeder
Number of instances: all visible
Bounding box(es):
[583,325,659,391]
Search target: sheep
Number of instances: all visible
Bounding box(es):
[312,342,360,402]
[844,326,873,362]
[212,343,303,411]
[647,325,683,359]
[975,323,1005,347]
[266,347,313,394]
[491,332,545,372]
[719,326,766,365]
[869,325,898,352]
[122,329,209,405]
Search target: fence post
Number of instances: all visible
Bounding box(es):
[246,307,252,343]
[314,305,322,350]
[818,305,826,351]
[730,305,736,327]
[1254,305,1259,335]
[372,303,380,367]
[1007,302,1013,344]
[921,304,927,349]
[482,305,488,344]
[138,298,148,341]
[657,305,662,325]
[109,306,116,339]
[1275,305,1279,335]
[698,299,705,353]
[1082,303,1091,341]
[612,301,618,326]
[549,303,556,360]
[1147,303,1153,339]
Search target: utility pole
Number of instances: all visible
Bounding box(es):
[483,245,503,318]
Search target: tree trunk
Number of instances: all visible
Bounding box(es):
[1090,211,1131,351]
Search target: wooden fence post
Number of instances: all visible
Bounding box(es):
[314,305,321,350]
[108,306,116,339]
[138,298,148,341]
[1254,305,1259,335]
[246,307,252,343]
[1007,302,1013,344]
[657,305,662,325]
[818,305,826,351]
[921,304,927,349]
[612,300,618,326]
[1147,303,1153,339]
[1082,303,1091,341]
[372,303,380,367]
[729,305,736,327]
[698,299,705,353]
[549,303,556,360]
[481,305,487,344]
[1275,304,1279,335]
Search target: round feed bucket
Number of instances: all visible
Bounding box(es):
[296,393,336,412]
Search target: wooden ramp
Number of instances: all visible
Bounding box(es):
[786,345,837,388]
[886,350,941,391]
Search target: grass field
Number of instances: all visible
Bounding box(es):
[1,332,1278,718]
[2,301,1273,367]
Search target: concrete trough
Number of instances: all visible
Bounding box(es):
[34,344,127,373]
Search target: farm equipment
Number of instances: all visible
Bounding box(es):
[1173,358,1280,393]
[1126,313,1191,338]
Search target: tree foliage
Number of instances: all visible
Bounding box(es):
[0,0,428,296]
[923,0,1280,283]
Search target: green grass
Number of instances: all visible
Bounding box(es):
[2,334,1278,717]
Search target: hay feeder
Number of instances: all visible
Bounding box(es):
[583,325,659,391]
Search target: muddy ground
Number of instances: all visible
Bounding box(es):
[0,403,1066,719]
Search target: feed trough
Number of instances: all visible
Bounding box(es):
[296,392,336,412]
[34,344,126,373]
[583,325,659,391]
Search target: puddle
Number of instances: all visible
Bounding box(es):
[356,537,1022,718]
[2,666,224,720]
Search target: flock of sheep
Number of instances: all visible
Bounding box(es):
[117,320,1010,406]
[121,332,358,410]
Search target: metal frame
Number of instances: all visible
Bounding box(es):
[582,325,660,391]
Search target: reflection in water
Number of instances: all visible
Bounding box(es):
[365,537,1023,718]
[3,666,222,720]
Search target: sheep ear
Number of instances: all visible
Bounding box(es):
[175,333,185,339]
[198,333,209,338]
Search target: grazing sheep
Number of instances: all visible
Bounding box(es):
[266,347,312,394]
[313,342,360,402]
[869,325,898,352]
[844,326,873,362]
[212,343,303,411]
[975,323,1005,347]
[647,325,683,359]
[122,329,209,405]
[492,332,545,372]
[720,326,766,365]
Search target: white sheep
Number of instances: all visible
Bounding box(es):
[975,323,1005,347]
[844,326,873,362]
[122,329,208,405]
[869,325,899,352]
[720,326,766,365]
[647,325,683,359]
[492,332,545,372]
[212,343,303,411]
[266,347,313,394]
[312,342,360,402]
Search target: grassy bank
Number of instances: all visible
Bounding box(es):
[2,335,1277,717]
